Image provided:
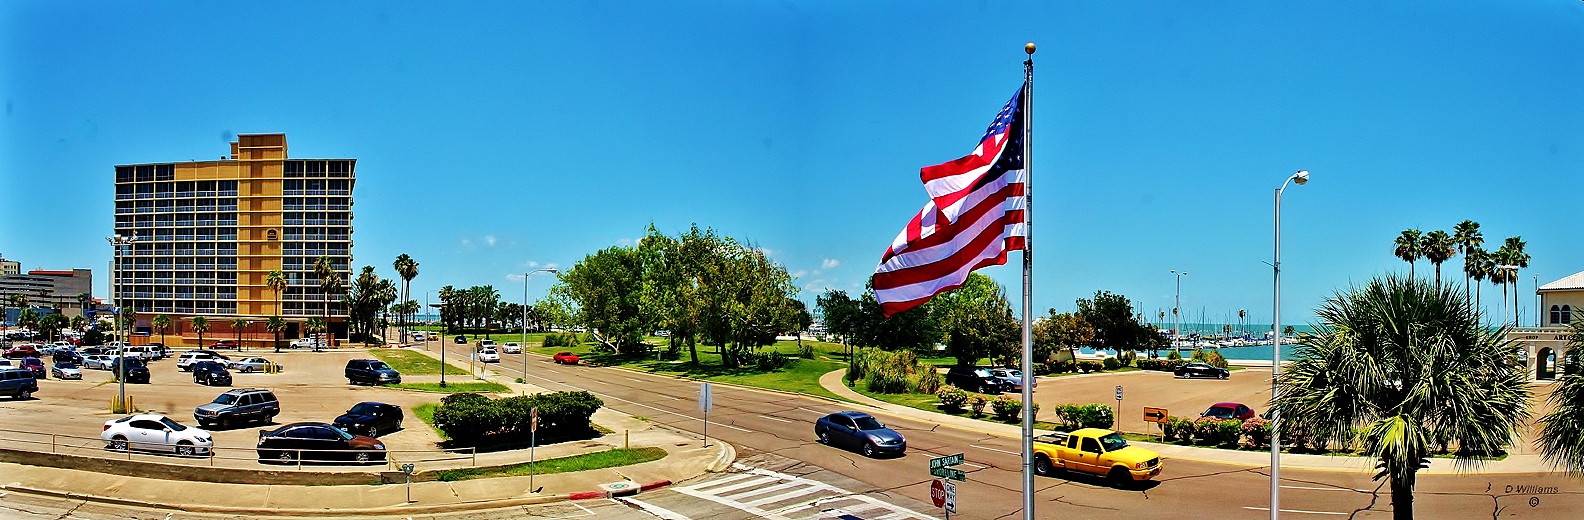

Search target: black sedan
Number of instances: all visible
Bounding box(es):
[191,361,233,386]
[256,422,386,464]
[814,411,906,457]
[112,358,151,384]
[1174,361,1230,379]
[333,402,404,437]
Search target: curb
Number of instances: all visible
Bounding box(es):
[0,482,571,516]
[567,479,673,501]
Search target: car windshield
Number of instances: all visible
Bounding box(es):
[159,417,188,432]
[350,403,380,415]
[369,361,390,371]
[973,369,993,377]
[853,416,887,430]
[330,426,354,439]
[212,394,239,405]
[55,362,77,369]
[1099,432,1128,452]
[1203,406,1236,419]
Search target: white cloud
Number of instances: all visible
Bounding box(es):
[617,238,634,246]
[485,235,497,247]
[791,270,808,279]
[821,259,840,269]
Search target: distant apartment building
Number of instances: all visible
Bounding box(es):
[113,133,354,347]
[0,254,19,276]
[0,268,94,317]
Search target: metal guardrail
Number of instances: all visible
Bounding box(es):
[0,428,479,471]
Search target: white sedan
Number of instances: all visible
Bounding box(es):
[477,348,501,363]
[102,414,213,456]
[501,342,522,354]
[83,355,116,370]
[229,357,280,373]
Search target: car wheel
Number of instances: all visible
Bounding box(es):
[1220,372,1229,380]
[354,451,371,463]
[368,425,379,437]
[1108,467,1132,488]
[108,436,128,452]
[176,442,195,456]
[219,417,232,430]
[277,450,296,463]
[394,419,402,431]
[862,442,877,458]
[1034,455,1056,477]
[18,390,31,399]
[817,430,830,445]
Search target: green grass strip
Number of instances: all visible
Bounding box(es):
[370,349,469,375]
[435,447,668,482]
[411,402,449,440]
[390,381,510,393]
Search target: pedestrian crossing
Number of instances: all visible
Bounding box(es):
[671,463,937,520]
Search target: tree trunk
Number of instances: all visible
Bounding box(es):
[1391,478,1414,520]
[688,333,699,364]
[1434,264,1442,289]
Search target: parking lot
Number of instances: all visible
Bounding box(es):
[0,347,459,469]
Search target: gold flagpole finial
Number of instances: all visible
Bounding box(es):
[1025,42,1036,55]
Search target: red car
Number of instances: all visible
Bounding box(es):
[211,340,239,350]
[1200,402,1257,421]
[4,345,40,359]
[552,352,580,365]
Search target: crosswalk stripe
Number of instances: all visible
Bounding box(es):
[729,481,806,501]
[743,485,825,507]
[694,476,778,496]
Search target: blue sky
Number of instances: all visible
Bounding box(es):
[2,1,1581,327]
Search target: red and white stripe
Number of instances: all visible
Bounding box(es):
[918,128,1016,224]
[873,168,1025,316]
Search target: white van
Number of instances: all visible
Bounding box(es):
[124,346,158,360]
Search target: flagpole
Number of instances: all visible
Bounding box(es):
[1020,41,1036,520]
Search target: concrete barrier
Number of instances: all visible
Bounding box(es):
[0,448,383,486]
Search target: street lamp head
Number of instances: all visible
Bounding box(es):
[546,268,559,274]
[1292,170,1309,185]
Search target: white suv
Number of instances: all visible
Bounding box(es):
[501,342,522,354]
[475,339,496,352]
[177,352,222,371]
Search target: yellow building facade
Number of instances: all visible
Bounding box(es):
[112,134,354,347]
[1508,270,1582,380]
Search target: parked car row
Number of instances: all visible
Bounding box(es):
[98,397,404,465]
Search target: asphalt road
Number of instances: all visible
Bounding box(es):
[439,340,1584,520]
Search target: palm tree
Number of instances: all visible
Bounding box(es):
[1238,309,1247,337]
[190,316,210,349]
[314,255,342,345]
[266,316,287,353]
[1393,229,1423,278]
[393,254,418,341]
[40,313,67,343]
[1464,247,1488,312]
[230,318,250,351]
[152,314,171,345]
[1536,320,1584,475]
[1420,230,1455,289]
[76,292,93,316]
[1451,220,1483,300]
[17,308,40,335]
[1502,237,1530,327]
[70,314,87,332]
[1274,275,1529,520]
[305,317,326,350]
[266,269,288,317]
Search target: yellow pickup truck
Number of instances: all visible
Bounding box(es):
[1032,428,1162,485]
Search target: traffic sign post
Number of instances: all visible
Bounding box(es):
[530,407,539,492]
[930,467,967,481]
[944,480,957,515]
[930,453,965,469]
[928,452,966,518]
[699,382,713,447]
[1115,385,1124,426]
[1144,407,1168,441]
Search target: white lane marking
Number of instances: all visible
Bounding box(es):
[757,414,794,423]
[970,444,1021,455]
[697,476,779,495]
[571,502,595,515]
[715,422,752,432]
[1242,507,1348,515]
[795,407,827,414]
[546,369,561,374]
[674,464,935,520]
[613,497,691,520]
[733,481,805,502]
[1281,485,1371,492]
[658,395,682,400]
[625,377,645,383]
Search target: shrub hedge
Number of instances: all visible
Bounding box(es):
[542,332,582,349]
[432,390,604,443]
[1051,403,1115,430]
[936,386,968,411]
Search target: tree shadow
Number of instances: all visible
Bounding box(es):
[438,425,606,453]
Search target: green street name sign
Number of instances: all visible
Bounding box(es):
[930,453,965,469]
[930,467,967,482]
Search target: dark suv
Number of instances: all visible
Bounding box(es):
[0,369,38,399]
[192,361,233,386]
[345,360,401,385]
[112,358,151,384]
[945,366,1007,393]
[194,388,279,429]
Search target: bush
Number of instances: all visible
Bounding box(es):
[851,347,933,393]
[1032,363,1051,376]
[1216,419,1243,447]
[1204,349,1229,369]
[433,390,604,444]
[969,394,989,416]
[1167,349,1182,361]
[865,365,911,394]
[936,386,968,412]
[797,343,814,359]
[542,332,581,349]
[1135,359,1160,371]
[1242,416,1272,449]
[1047,360,1074,374]
[1117,350,1136,366]
[1101,357,1121,370]
[742,347,790,371]
[914,369,943,394]
[1053,403,1115,430]
[991,395,1021,420]
[1076,360,1103,373]
[1192,416,1224,445]
[1162,416,1192,442]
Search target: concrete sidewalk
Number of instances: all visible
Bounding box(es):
[817,368,1556,475]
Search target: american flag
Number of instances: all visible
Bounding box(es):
[873,84,1027,316]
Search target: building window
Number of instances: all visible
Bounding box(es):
[1565,305,1574,325]
[1554,305,1564,325]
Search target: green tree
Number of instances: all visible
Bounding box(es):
[1451,220,1483,299]
[1032,309,1094,363]
[230,318,250,350]
[190,316,210,348]
[1420,230,1455,288]
[313,255,342,338]
[1394,228,1423,278]
[17,308,40,336]
[816,289,862,360]
[393,253,419,340]
[266,269,288,318]
[305,316,326,348]
[852,288,940,353]
[696,242,797,367]
[1464,247,1489,310]
[152,314,171,345]
[40,312,68,343]
[1076,290,1144,355]
[1536,320,1584,476]
[1274,275,1528,520]
[555,245,648,353]
[266,316,287,353]
[69,314,87,331]
[1497,237,1530,327]
[933,273,1018,366]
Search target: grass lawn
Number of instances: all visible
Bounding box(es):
[434,447,668,481]
[370,349,469,375]
[390,381,511,393]
[1115,432,1508,460]
[412,402,448,440]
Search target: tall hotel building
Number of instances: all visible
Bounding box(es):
[113,133,353,346]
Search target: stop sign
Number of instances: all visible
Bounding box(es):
[930,479,946,508]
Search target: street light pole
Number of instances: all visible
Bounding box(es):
[1170,270,1187,350]
[106,232,137,414]
[430,297,447,388]
[521,268,558,381]
[1272,169,1309,520]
